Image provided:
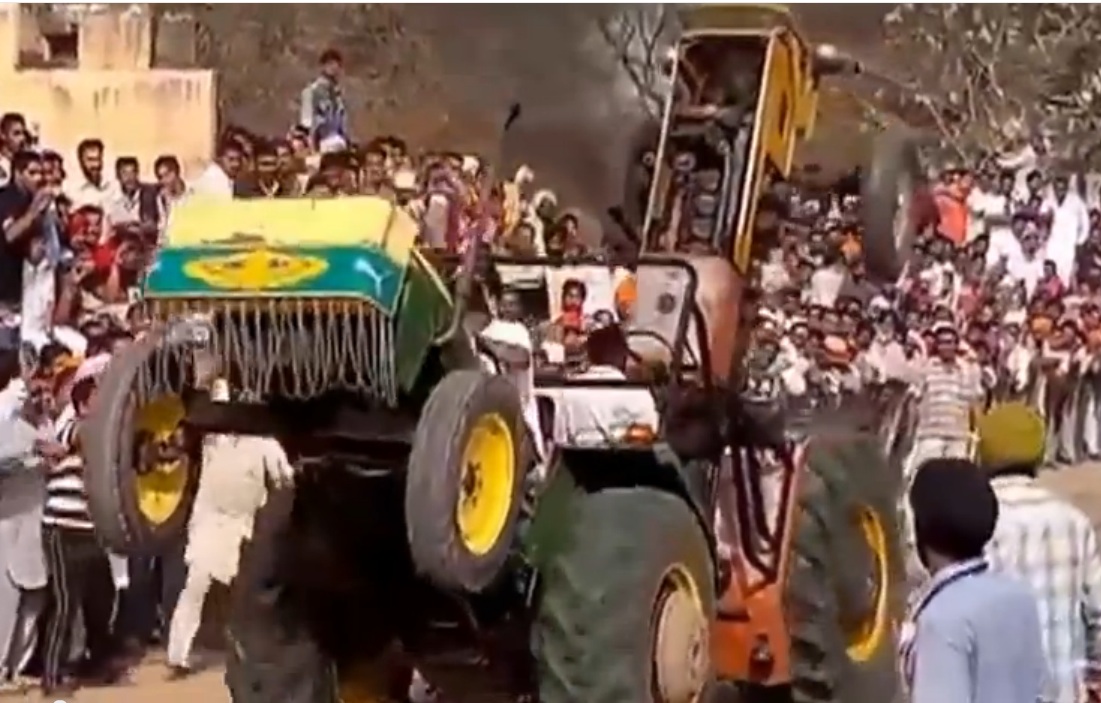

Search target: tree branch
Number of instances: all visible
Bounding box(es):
[883,3,1101,168]
[595,5,675,118]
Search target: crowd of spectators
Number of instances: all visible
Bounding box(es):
[1,41,1101,702]
[746,161,1101,468]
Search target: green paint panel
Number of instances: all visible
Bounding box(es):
[145,245,407,314]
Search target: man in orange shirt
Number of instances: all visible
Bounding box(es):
[936,168,972,247]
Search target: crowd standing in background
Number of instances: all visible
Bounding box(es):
[0,44,1098,702]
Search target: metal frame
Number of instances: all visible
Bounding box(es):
[441,252,714,390]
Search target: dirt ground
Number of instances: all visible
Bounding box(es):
[4,463,1101,703]
[0,650,229,703]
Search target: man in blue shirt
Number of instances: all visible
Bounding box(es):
[902,457,1047,703]
[299,49,348,149]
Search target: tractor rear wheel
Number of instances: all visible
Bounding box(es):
[784,431,905,703]
[534,487,715,703]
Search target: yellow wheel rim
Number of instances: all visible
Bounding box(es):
[659,564,703,612]
[846,506,890,662]
[134,394,190,525]
[455,413,515,556]
[651,564,708,703]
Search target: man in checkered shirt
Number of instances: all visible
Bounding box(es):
[978,403,1101,703]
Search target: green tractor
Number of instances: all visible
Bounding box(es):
[83,195,723,702]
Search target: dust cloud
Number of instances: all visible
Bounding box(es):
[407,5,648,216]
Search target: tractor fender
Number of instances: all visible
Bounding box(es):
[630,253,744,385]
[534,445,719,584]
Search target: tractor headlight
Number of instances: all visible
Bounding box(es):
[165,314,213,347]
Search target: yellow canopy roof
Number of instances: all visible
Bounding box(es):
[163,195,419,266]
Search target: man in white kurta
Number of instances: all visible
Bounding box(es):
[0,415,47,688]
[1041,176,1089,287]
[165,382,294,673]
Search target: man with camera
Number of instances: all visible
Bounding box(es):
[0,151,54,319]
[0,348,61,690]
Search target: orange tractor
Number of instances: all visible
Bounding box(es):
[621,4,925,701]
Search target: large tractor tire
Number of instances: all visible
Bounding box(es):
[83,333,201,555]
[861,129,927,285]
[224,485,335,703]
[785,430,905,703]
[225,486,412,703]
[405,370,529,593]
[534,487,716,703]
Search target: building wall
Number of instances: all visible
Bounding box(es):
[0,3,215,178]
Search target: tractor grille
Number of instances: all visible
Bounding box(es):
[143,299,399,405]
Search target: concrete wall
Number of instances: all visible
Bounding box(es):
[0,3,215,178]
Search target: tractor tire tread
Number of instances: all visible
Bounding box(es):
[535,488,715,703]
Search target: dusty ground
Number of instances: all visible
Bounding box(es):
[1035,462,1101,516]
[0,650,229,702]
[4,463,1100,703]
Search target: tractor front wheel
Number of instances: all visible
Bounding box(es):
[861,129,925,285]
[405,370,529,593]
[83,334,201,555]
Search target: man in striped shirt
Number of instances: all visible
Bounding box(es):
[905,323,985,484]
[902,323,985,586]
[40,368,121,695]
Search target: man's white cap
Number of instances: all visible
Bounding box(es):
[1004,309,1027,326]
[318,134,347,154]
[392,168,418,191]
[514,165,535,185]
[785,316,808,331]
[931,321,958,336]
[461,155,480,175]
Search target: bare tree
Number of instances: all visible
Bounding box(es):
[594,5,676,119]
[883,3,1101,167]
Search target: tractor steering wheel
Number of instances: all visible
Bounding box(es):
[625,329,700,368]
